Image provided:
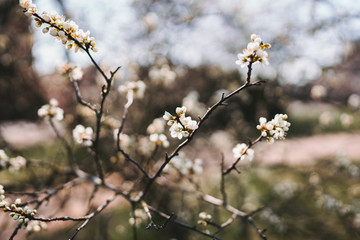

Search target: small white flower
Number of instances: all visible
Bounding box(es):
[72,124,93,146]
[149,64,176,86]
[37,98,64,121]
[163,106,198,140]
[257,114,290,143]
[118,80,146,99]
[236,34,271,68]
[164,152,203,176]
[149,133,169,148]
[175,106,187,117]
[14,198,21,205]
[147,117,165,134]
[232,143,254,161]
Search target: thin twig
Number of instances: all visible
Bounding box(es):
[147,205,223,240]
[68,194,117,240]
[142,63,262,198]
[71,80,97,112]
[49,119,78,173]
[131,202,138,240]
[220,154,227,206]
[116,93,150,179]
[223,135,263,175]
[9,224,22,240]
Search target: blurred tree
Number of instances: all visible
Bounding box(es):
[0,0,45,121]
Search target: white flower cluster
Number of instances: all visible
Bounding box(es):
[232,143,255,162]
[149,134,169,148]
[113,131,135,151]
[146,118,169,148]
[19,0,98,52]
[163,106,198,139]
[26,220,48,232]
[147,117,166,134]
[0,150,26,172]
[197,211,212,226]
[72,124,93,146]
[164,152,203,175]
[182,91,207,117]
[0,185,6,208]
[0,188,37,228]
[60,63,83,81]
[257,114,291,143]
[19,0,37,16]
[149,64,176,86]
[118,80,146,99]
[37,98,64,121]
[236,34,271,68]
[129,209,147,226]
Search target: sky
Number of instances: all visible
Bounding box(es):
[30,0,360,85]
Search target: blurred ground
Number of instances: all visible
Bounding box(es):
[1,120,359,166]
[255,132,360,165]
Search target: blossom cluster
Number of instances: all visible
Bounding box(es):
[146,117,166,134]
[60,63,83,81]
[182,91,207,117]
[19,0,98,52]
[164,152,203,175]
[118,80,146,99]
[37,98,64,121]
[149,64,176,86]
[257,114,291,143]
[163,106,198,139]
[197,211,212,226]
[232,143,255,161]
[72,124,93,147]
[129,209,147,226]
[0,150,26,172]
[236,34,271,68]
[146,118,169,148]
[149,134,169,148]
[0,186,37,228]
[25,220,48,232]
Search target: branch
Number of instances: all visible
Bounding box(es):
[142,62,263,198]
[147,205,223,240]
[49,119,78,173]
[71,79,97,112]
[223,135,263,175]
[68,194,117,240]
[201,194,267,240]
[115,93,150,179]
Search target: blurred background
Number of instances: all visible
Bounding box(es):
[1,0,360,239]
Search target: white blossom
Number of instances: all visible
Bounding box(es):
[182,91,206,117]
[236,34,271,68]
[257,114,290,143]
[19,1,97,52]
[59,63,83,81]
[163,106,198,139]
[149,64,176,86]
[232,143,254,161]
[0,150,26,172]
[129,209,147,226]
[26,220,47,232]
[310,85,327,100]
[198,211,212,226]
[118,80,146,99]
[72,124,93,146]
[164,152,203,175]
[146,117,166,134]
[149,133,169,148]
[37,98,64,121]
